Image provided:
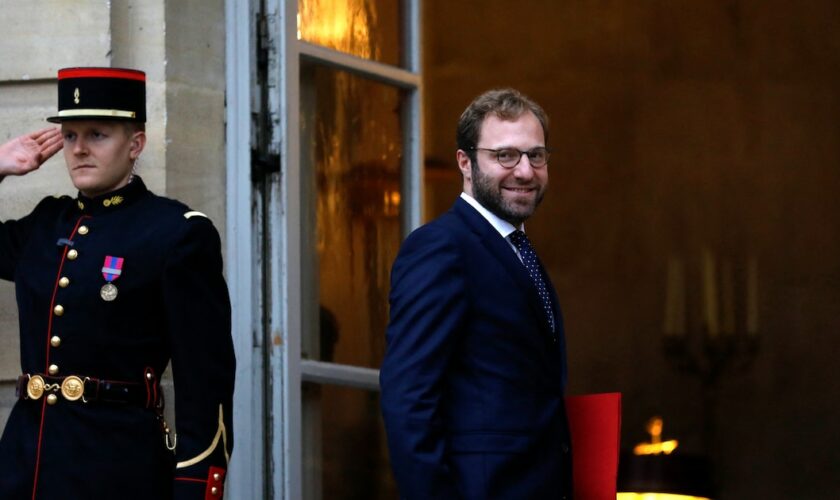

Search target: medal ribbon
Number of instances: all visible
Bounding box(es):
[101,256,124,282]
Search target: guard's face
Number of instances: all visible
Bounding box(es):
[62,120,145,198]
[458,111,548,226]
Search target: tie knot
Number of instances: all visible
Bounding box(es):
[509,230,531,251]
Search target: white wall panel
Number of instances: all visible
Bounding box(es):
[0,0,111,81]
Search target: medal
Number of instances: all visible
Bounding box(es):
[100,283,119,301]
[101,255,124,302]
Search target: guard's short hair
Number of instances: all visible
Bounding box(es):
[122,122,146,134]
[456,88,549,164]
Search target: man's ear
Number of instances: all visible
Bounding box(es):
[456,149,474,196]
[129,131,146,160]
[456,149,472,181]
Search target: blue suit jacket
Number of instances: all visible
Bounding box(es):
[380,198,572,499]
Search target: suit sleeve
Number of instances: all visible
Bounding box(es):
[380,225,466,500]
[162,217,235,500]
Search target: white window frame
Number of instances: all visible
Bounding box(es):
[226,1,422,497]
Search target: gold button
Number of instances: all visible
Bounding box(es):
[47,394,58,405]
[54,305,64,316]
[77,225,89,235]
[58,277,70,288]
[51,336,62,347]
[48,364,59,375]
[213,473,221,481]
[67,249,78,260]
[146,372,153,380]
[210,487,219,496]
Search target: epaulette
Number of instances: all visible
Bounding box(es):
[184,211,208,220]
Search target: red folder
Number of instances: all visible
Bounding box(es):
[566,392,622,500]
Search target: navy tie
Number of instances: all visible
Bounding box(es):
[509,230,556,334]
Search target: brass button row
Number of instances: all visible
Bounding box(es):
[58,228,85,317]
[43,225,90,404]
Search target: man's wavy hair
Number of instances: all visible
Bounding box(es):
[456,88,549,166]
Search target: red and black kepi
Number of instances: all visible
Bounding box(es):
[47,67,146,123]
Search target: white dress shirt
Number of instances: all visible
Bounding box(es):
[460,192,525,262]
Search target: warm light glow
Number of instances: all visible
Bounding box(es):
[618,494,711,500]
[383,189,401,217]
[634,417,679,456]
[634,440,679,456]
[296,13,301,40]
[298,0,377,60]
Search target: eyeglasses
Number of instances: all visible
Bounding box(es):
[471,147,551,169]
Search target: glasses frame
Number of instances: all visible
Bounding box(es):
[470,147,551,169]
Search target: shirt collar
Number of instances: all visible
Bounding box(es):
[460,192,523,239]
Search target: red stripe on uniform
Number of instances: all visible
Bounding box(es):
[30,399,47,500]
[58,68,146,82]
[31,215,91,500]
[174,477,208,483]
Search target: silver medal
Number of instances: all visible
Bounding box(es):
[100,283,119,301]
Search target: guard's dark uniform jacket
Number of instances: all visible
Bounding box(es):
[0,177,235,499]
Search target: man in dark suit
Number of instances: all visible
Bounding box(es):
[381,88,572,499]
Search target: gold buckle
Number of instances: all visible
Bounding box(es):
[60,375,85,401]
[27,375,46,400]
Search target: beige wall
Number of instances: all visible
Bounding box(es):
[424,1,840,498]
[0,0,226,432]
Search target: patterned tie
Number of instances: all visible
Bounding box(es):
[509,230,556,335]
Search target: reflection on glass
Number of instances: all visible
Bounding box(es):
[298,0,403,66]
[301,64,403,369]
[303,383,398,500]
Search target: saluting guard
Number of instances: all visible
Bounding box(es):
[0,67,235,499]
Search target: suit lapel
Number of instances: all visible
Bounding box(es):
[452,199,553,334]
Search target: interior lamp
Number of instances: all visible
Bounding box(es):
[617,417,714,500]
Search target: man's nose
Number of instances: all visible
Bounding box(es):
[513,154,535,178]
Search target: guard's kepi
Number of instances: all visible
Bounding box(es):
[47,67,146,123]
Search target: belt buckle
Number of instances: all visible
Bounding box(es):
[60,375,85,401]
[26,374,46,400]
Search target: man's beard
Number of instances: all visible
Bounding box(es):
[471,163,544,226]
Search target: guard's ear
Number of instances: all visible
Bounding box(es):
[128,130,146,161]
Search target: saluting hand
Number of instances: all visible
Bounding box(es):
[0,127,64,177]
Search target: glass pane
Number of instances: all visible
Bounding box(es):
[298,0,403,67]
[302,383,398,500]
[300,64,404,369]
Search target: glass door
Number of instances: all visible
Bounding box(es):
[274,0,421,498]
